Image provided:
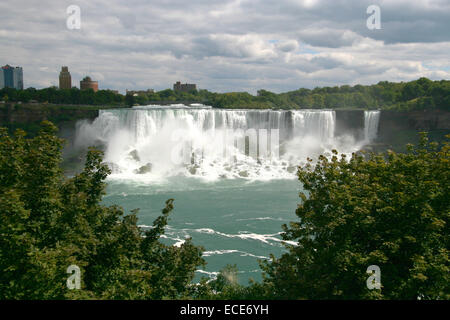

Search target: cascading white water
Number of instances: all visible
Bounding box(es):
[364,110,380,143]
[75,105,377,181]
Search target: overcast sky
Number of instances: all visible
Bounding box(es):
[1,0,449,94]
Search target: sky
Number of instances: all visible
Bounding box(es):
[0,0,449,94]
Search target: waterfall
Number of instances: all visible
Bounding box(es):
[75,106,376,180]
[364,110,380,142]
[291,110,335,141]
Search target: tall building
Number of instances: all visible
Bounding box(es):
[0,65,20,89]
[173,81,196,92]
[13,67,23,89]
[80,76,98,92]
[59,66,72,89]
[3,65,14,88]
[0,65,23,90]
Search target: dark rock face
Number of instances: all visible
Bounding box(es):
[239,170,249,177]
[379,110,450,132]
[335,110,365,140]
[134,163,152,174]
[128,150,141,162]
[377,110,450,144]
[366,109,450,152]
[333,109,450,143]
[333,109,449,152]
[0,103,99,125]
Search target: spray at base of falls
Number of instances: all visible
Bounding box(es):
[75,106,380,181]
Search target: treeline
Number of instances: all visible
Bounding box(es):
[277,77,450,111]
[1,77,449,111]
[128,77,450,111]
[0,87,124,106]
[1,123,448,300]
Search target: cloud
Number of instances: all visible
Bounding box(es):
[0,0,448,93]
[276,40,299,52]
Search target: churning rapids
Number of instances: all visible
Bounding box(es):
[75,105,380,182]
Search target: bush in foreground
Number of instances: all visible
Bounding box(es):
[261,134,449,299]
[0,121,204,299]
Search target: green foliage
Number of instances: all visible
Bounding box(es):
[276,78,449,111]
[0,87,125,106]
[176,78,448,110]
[1,78,448,110]
[125,93,135,107]
[0,122,204,299]
[190,265,268,300]
[261,134,450,299]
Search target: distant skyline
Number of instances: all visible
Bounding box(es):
[1,0,449,94]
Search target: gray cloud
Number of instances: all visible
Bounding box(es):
[0,0,449,94]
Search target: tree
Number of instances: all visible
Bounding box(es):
[402,81,425,101]
[190,264,268,300]
[125,93,135,107]
[261,134,449,299]
[0,121,205,299]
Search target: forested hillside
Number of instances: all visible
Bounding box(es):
[126,77,450,110]
[1,77,449,111]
